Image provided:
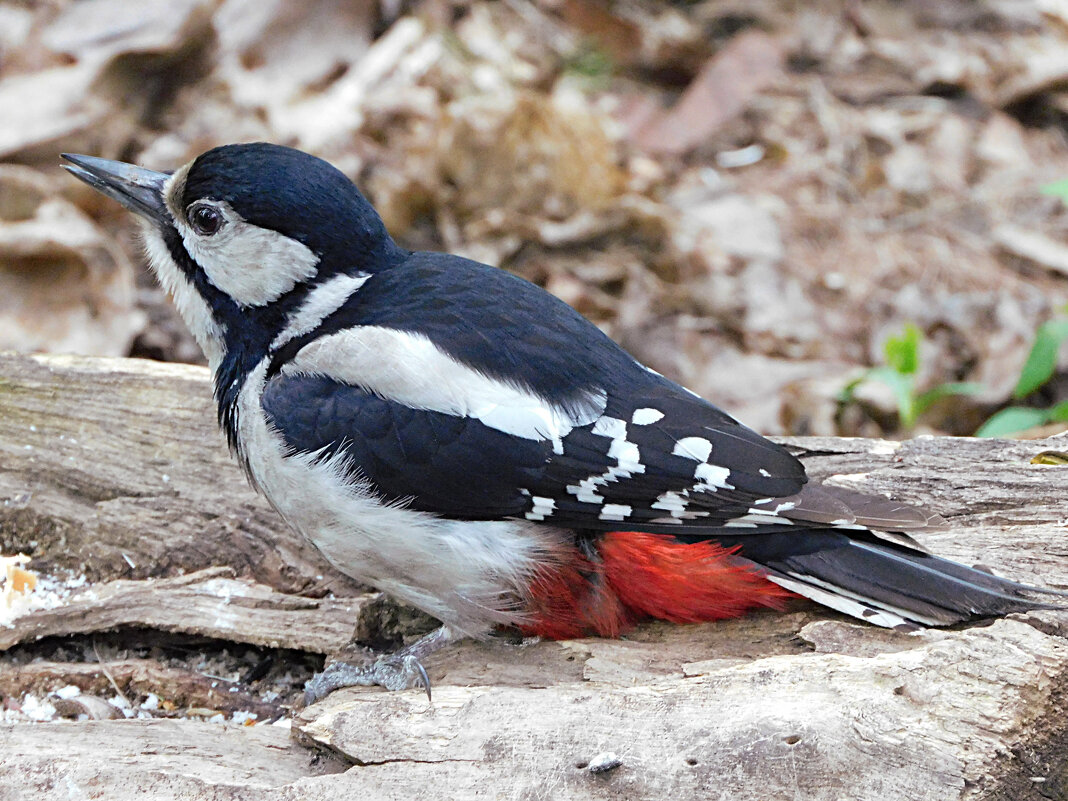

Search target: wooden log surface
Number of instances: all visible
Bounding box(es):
[0,566,372,653]
[1,351,1067,801]
[0,351,361,595]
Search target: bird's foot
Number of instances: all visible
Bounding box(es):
[303,652,431,704]
[303,625,453,705]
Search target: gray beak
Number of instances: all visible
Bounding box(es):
[62,154,170,225]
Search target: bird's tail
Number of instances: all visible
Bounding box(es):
[697,527,1066,629]
[518,526,1065,639]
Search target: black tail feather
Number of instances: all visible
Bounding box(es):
[682,528,1065,628]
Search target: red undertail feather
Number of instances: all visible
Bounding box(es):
[519,532,794,640]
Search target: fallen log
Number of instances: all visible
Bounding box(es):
[0,352,1065,801]
[0,351,361,595]
[0,566,372,654]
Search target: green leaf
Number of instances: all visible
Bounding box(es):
[1031,450,1068,465]
[1048,399,1068,422]
[883,323,921,376]
[836,374,866,405]
[866,366,916,427]
[1041,179,1068,202]
[1014,319,1068,399]
[975,406,1051,438]
[913,381,985,417]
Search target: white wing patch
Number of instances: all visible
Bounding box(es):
[673,436,713,463]
[599,503,632,522]
[695,462,733,489]
[667,434,736,492]
[631,407,665,425]
[525,496,556,521]
[281,326,607,444]
[566,414,648,508]
[608,438,641,471]
[592,416,627,439]
[652,491,688,516]
[669,435,736,492]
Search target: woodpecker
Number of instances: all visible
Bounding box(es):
[63,144,1062,700]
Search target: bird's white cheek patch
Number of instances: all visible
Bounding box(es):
[177,208,320,307]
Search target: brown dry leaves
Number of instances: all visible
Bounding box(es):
[4,0,1068,435]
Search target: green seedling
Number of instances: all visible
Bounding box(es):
[840,323,982,431]
[975,316,1068,437]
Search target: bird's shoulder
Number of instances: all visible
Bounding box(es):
[307,250,638,404]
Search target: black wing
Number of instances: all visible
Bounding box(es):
[261,373,549,519]
[261,368,807,529]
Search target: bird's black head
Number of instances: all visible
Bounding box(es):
[63,143,405,360]
[179,143,399,273]
[64,143,407,448]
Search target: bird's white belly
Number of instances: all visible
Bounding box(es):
[233,359,557,634]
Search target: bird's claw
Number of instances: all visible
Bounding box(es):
[304,652,432,705]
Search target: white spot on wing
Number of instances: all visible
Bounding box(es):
[526,496,556,521]
[568,479,606,504]
[599,503,632,521]
[695,462,733,489]
[652,491,689,517]
[568,415,647,507]
[673,436,713,463]
[607,439,641,471]
[631,408,664,426]
[591,416,626,439]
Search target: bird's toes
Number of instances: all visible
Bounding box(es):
[303,653,432,705]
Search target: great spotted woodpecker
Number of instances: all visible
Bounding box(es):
[63,144,1061,700]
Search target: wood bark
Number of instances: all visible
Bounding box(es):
[0,566,373,653]
[0,352,1066,801]
[0,352,362,595]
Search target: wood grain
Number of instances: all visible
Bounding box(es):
[0,352,1066,801]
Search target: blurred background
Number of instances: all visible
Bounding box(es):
[4,0,1068,440]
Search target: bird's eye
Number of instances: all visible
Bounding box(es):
[187,203,223,236]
